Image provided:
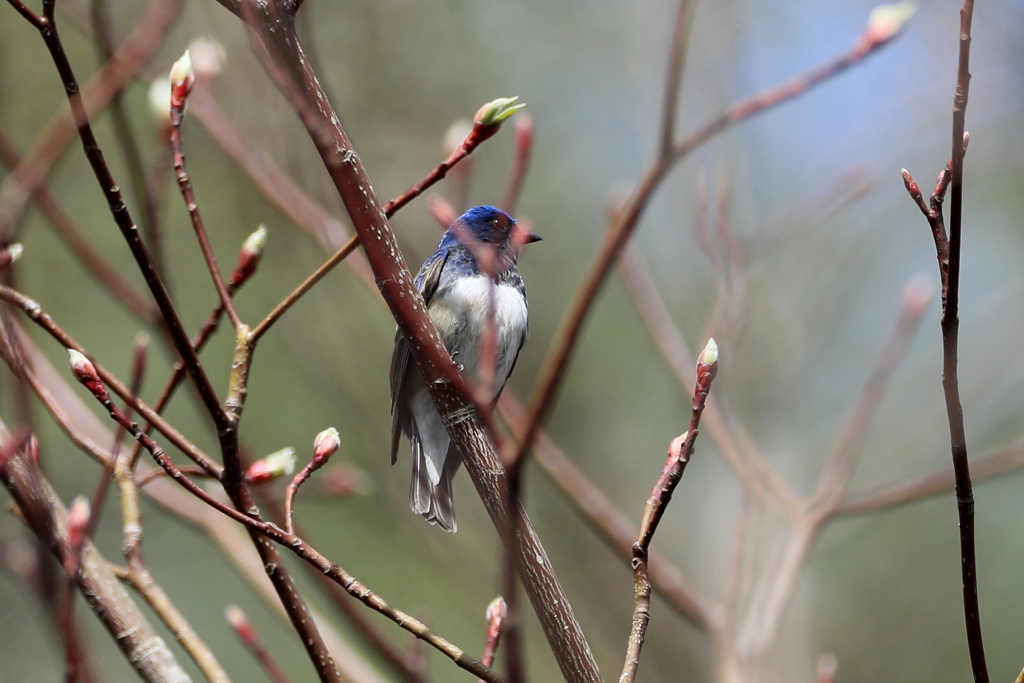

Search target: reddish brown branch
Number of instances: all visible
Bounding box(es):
[901,2,985,677]
[230,4,599,680]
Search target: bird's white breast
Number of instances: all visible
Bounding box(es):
[428,274,527,391]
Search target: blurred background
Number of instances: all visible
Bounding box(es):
[2,0,1024,681]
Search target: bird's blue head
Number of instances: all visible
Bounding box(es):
[443,206,541,250]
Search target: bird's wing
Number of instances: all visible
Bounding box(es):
[389,248,450,464]
[493,325,528,405]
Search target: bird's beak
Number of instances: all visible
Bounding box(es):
[526,233,542,243]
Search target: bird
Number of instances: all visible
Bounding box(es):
[390,205,540,532]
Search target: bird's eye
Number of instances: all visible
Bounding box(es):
[492,218,500,227]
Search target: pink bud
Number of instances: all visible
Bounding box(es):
[169,50,195,108]
[486,596,508,623]
[65,495,91,574]
[312,427,340,465]
[225,605,255,643]
[245,447,296,485]
[68,349,99,384]
[230,225,267,287]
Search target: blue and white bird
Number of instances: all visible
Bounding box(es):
[390,206,540,532]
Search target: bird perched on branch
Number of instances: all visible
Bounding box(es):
[390,205,540,531]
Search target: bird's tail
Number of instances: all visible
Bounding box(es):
[409,443,460,532]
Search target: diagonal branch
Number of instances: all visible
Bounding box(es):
[223,3,602,680]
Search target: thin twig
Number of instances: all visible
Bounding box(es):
[658,0,694,159]
[498,392,716,632]
[252,235,359,342]
[501,113,533,214]
[226,605,292,683]
[617,243,801,518]
[168,58,243,329]
[902,2,985,675]
[620,340,718,683]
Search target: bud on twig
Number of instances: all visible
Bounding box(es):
[245,447,296,485]
[230,225,267,287]
[283,428,343,534]
[68,349,111,405]
[475,96,525,127]
[169,50,195,109]
[312,427,341,467]
[481,596,508,670]
[65,495,91,576]
[860,1,915,50]
[0,243,23,268]
[486,596,508,623]
[225,605,255,643]
[697,337,719,385]
[697,337,719,367]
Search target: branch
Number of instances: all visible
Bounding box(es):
[512,9,906,474]
[232,4,600,680]
[0,442,192,683]
[901,2,985,678]
[621,340,718,683]
[0,127,157,321]
[0,0,184,241]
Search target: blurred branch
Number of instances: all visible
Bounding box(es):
[501,113,533,214]
[0,128,158,321]
[89,0,167,281]
[736,274,931,659]
[225,605,292,683]
[0,0,183,241]
[837,438,1024,515]
[512,10,904,479]
[0,436,192,683]
[617,244,801,518]
[499,392,717,633]
[811,276,933,508]
[658,0,694,158]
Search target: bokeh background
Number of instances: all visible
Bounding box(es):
[2,0,1024,681]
